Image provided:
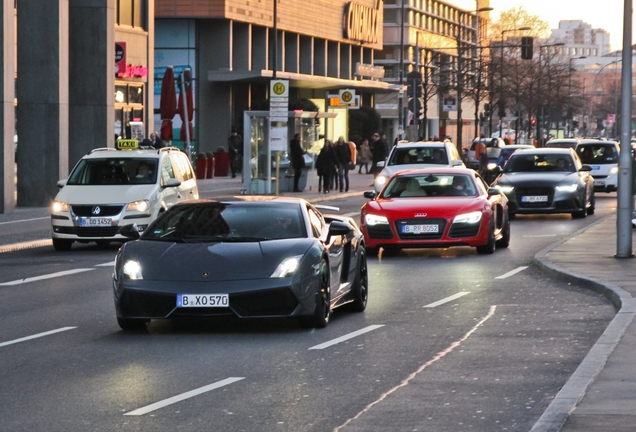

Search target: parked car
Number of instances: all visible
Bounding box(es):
[491,148,595,219]
[51,141,198,251]
[361,167,510,256]
[113,197,367,330]
[575,139,620,192]
[374,141,464,192]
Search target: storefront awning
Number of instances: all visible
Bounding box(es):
[207,69,401,92]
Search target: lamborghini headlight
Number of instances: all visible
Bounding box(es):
[453,211,483,224]
[365,214,389,226]
[556,184,578,192]
[271,255,302,278]
[126,200,150,212]
[122,260,143,280]
[52,201,69,213]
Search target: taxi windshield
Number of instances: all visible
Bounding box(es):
[67,158,158,185]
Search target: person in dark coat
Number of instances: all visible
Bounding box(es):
[289,133,306,192]
[227,128,243,178]
[369,132,388,178]
[334,136,352,192]
[315,140,337,193]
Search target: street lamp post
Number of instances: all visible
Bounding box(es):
[568,56,586,137]
[536,42,565,145]
[499,27,530,139]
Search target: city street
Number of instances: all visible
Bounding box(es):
[0,193,619,431]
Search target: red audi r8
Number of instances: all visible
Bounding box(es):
[360,167,510,256]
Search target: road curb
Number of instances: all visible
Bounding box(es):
[529,214,636,432]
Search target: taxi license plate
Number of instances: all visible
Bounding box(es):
[177,294,229,308]
[521,195,548,203]
[79,217,112,227]
[402,224,439,234]
[594,180,605,186]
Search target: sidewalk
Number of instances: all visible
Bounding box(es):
[531,214,636,432]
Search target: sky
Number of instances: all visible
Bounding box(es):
[453,0,631,52]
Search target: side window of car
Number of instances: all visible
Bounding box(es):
[174,153,194,181]
[160,156,175,185]
[307,207,324,238]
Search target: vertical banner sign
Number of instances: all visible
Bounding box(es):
[115,42,126,76]
[269,80,289,152]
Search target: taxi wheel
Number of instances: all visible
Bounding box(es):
[52,238,73,251]
[117,317,150,331]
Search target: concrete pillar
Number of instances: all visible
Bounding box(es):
[0,0,15,213]
[17,0,69,207]
[68,0,114,169]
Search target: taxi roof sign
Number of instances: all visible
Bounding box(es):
[117,139,139,150]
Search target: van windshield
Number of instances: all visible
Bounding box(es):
[67,158,158,185]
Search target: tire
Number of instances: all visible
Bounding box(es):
[587,193,596,215]
[117,317,150,331]
[349,251,368,312]
[299,259,330,329]
[572,206,587,219]
[52,238,73,251]
[366,246,379,257]
[476,220,496,255]
[496,214,511,248]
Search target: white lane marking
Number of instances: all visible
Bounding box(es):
[308,325,385,350]
[124,377,245,416]
[0,326,77,348]
[495,266,529,280]
[423,292,470,308]
[0,216,49,225]
[0,268,94,286]
[334,305,497,432]
[523,234,558,238]
[95,261,115,267]
[0,239,52,253]
[343,211,360,218]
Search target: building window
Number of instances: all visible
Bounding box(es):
[118,0,146,30]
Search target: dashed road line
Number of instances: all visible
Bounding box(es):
[0,268,94,286]
[308,325,385,350]
[495,266,529,279]
[423,292,470,308]
[0,327,77,348]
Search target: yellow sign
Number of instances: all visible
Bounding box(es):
[341,91,354,103]
[117,139,139,150]
[273,82,285,95]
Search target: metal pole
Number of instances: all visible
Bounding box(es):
[536,48,542,145]
[616,0,632,257]
[456,34,463,155]
[499,30,505,138]
[273,0,277,79]
[180,72,191,159]
[397,0,405,140]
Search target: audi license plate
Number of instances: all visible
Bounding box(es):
[521,195,548,203]
[402,224,439,234]
[177,294,229,308]
[79,217,112,227]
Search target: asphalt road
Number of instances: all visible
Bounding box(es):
[0,194,619,432]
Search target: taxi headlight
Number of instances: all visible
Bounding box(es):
[453,211,482,224]
[609,166,619,174]
[556,184,578,192]
[126,200,150,212]
[499,185,514,193]
[365,214,389,226]
[52,201,69,213]
[122,260,143,280]
[375,176,387,186]
[271,255,302,278]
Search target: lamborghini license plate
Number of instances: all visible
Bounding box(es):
[177,294,229,308]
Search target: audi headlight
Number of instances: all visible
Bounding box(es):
[375,176,388,187]
[122,260,143,280]
[453,211,483,224]
[365,214,389,226]
[52,201,69,213]
[271,255,302,278]
[126,200,150,212]
[556,184,578,192]
[499,185,514,193]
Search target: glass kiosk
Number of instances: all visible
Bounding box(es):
[242,110,337,194]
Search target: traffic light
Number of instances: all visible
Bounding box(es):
[406,71,423,98]
[521,37,534,60]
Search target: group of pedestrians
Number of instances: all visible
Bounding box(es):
[314,132,388,193]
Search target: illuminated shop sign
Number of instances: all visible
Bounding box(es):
[343,0,381,44]
[117,64,149,79]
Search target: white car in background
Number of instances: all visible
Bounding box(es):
[374,141,465,192]
[575,139,620,193]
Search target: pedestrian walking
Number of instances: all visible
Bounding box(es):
[227,127,243,178]
[358,138,371,174]
[289,133,306,192]
[334,136,351,192]
[370,132,388,178]
[316,140,337,193]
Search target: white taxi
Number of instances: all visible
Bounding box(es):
[51,140,198,251]
[374,140,465,192]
